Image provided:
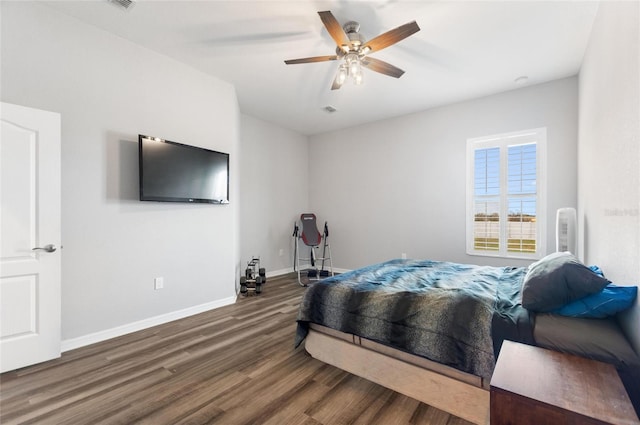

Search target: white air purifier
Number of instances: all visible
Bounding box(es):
[556,208,577,254]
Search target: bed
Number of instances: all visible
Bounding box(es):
[295,256,640,425]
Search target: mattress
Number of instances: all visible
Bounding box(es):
[533,313,640,368]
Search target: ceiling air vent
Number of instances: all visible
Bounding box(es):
[107,0,135,11]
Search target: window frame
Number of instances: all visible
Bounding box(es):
[466,128,547,260]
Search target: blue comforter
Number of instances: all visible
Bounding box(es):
[295,259,533,380]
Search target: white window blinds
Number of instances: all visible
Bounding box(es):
[467,128,546,259]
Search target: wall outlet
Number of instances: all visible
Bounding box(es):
[401,253,407,260]
[154,277,164,290]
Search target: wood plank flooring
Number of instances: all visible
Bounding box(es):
[0,273,473,425]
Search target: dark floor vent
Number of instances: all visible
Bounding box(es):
[108,0,135,11]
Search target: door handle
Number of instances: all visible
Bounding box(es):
[32,244,57,253]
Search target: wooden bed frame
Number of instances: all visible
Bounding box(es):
[305,324,490,425]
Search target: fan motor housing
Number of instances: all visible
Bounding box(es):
[343,21,360,34]
[345,21,365,48]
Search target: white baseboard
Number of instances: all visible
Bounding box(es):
[266,267,294,277]
[61,296,237,353]
[331,267,351,274]
[269,267,351,277]
[265,267,351,278]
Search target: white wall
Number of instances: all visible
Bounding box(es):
[309,78,578,270]
[578,1,639,353]
[239,114,309,276]
[1,2,240,342]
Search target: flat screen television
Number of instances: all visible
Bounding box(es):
[138,134,229,204]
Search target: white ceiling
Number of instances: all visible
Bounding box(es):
[42,0,599,136]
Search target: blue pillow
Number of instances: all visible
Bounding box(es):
[552,284,638,318]
[588,265,605,277]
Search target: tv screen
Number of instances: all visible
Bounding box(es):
[139,135,229,204]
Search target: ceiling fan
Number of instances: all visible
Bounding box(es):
[284,11,420,90]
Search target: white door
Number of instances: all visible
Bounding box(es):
[1,102,61,373]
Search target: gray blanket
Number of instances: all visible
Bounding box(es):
[295,259,529,380]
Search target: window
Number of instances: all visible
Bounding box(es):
[466,128,546,259]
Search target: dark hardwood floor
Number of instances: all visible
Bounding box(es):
[0,274,473,425]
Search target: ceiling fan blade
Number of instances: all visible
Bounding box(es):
[361,57,405,78]
[318,11,351,49]
[285,55,339,65]
[364,21,420,53]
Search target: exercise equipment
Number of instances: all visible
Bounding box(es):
[293,213,333,286]
[240,257,266,296]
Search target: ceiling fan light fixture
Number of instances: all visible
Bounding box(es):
[346,54,360,75]
[354,71,363,85]
[349,61,359,76]
[337,65,348,85]
[334,52,365,86]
